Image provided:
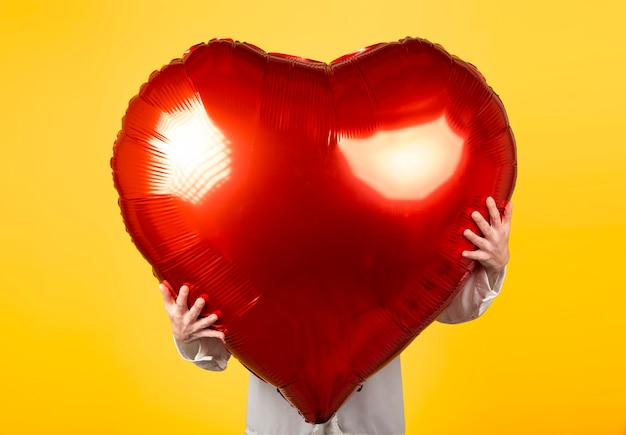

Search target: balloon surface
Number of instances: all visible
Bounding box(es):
[111,37,516,423]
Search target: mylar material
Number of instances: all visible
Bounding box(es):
[111,37,516,423]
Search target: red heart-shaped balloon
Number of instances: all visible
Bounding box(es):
[112,37,516,423]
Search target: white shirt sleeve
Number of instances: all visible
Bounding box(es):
[436,266,506,324]
[173,336,231,371]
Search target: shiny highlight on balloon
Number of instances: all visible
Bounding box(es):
[149,95,232,204]
[338,115,465,200]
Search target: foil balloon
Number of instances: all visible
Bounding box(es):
[111,37,516,423]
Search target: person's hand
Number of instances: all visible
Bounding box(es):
[462,197,513,282]
[159,281,225,344]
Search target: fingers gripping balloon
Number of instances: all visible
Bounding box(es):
[111,37,516,423]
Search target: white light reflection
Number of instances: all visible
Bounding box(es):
[149,95,231,204]
[338,115,464,200]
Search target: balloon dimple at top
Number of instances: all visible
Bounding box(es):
[268,52,326,65]
[330,43,385,65]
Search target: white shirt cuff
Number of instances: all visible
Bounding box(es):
[173,337,231,371]
[437,267,506,324]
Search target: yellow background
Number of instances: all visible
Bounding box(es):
[1,0,625,433]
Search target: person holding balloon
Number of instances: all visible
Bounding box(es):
[158,196,512,435]
[110,37,517,435]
